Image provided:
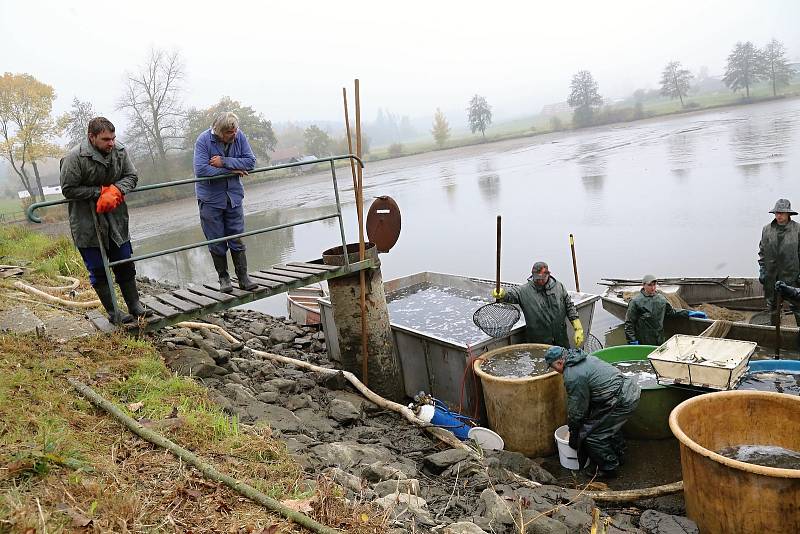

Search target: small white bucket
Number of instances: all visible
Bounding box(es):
[554,424,580,470]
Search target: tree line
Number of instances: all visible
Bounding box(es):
[427,38,795,148]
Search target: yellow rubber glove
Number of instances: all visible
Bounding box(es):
[572,318,584,347]
[491,287,506,300]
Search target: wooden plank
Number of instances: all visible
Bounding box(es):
[140,295,182,318]
[230,276,275,293]
[287,261,339,271]
[174,289,217,307]
[247,272,289,286]
[251,271,298,284]
[273,264,327,276]
[260,268,307,281]
[203,282,250,298]
[153,293,199,313]
[187,285,236,303]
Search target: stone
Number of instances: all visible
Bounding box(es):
[284,394,313,411]
[328,399,360,423]
[552,507,592,532]
[263,378,297,394]
[361,462,407,482]
[195,339,220,359]
[256,391,279,404]
[373,492,432,525]
[213,349,231,364]
[479,488,516,526]
[443,522,488,534]
[42,314,95,341]
[224,383,258,405]
[523,514,569,534]
[245,338,265,350]
[294,408,336,434]
[424,449,471,471]
[248,322,267,336]
[270,327,297,344]
[489,450,557,485]
[294,336,312,346]
[311,442,394,470]
[246,403,303,433]
[164,347,226,378]
[373,478,420,497]
[323,467,364,493]
[639,510,699,534]
[0,306,44,335]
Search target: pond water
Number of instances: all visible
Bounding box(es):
[612,359,660,388]
[717,444,800,470]
[737,371,800,395]
[127,98,800,327]
[478,348,551,378]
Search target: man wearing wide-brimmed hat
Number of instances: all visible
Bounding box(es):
[758,198,800,325]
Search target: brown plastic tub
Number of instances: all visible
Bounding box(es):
[669,390,800,533]
[473,343,566,457]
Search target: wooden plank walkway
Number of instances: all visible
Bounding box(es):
[89,258,373,333]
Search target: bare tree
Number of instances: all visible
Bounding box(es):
[116,48,186,164]
[760,39,793,97]
[659,61,694,107]
[57,97,96,149]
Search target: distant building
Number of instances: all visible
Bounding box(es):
[269,146,303,165]
[18,185,62,199]
[539,101,571,117]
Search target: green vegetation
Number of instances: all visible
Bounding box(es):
[0,225,85,280]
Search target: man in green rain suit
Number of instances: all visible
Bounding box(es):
[492,261,584,348]
[545,346,641,478]
[624,275,705,346]
[758,198,800,328]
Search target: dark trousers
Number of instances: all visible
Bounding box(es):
[198,199,246,256]
[78,241,135,286]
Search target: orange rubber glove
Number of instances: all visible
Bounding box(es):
[96,185,124,213]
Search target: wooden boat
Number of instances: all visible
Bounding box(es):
[600,276,796,349]
[286,284,327,326]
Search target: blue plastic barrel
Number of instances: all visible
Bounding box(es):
[748,360,800,372]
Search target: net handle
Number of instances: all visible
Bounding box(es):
[495,215,501,297]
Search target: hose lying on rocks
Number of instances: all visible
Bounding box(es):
[67,377,342,534]
[13,280,99,309]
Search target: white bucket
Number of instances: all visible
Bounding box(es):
[554,424,580,470]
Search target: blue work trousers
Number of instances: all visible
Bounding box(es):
[78,241,135,286]
[198,199,246,256]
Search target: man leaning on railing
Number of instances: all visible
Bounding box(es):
[59,117,153,324]
[193,111,258,293]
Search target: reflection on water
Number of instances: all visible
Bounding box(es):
[476,157,500,206]
[575,141,607,180]
[667,128,696,180]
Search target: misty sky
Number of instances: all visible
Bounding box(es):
[2,0,799,128]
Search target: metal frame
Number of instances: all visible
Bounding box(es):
[27,154,365,323]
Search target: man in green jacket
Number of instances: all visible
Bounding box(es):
[758,198,800,326]
[60,117,152,324]
[492,261,584,348]
[624,275,705,346]
[545,346,641,478]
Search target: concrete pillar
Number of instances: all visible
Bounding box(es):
[323,243,405,401]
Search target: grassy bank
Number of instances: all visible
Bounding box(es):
[0,226,385,533]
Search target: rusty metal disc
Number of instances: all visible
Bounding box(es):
[366,196,401,253]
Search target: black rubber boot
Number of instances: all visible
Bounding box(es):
[118,279,154,320]
[231,250,258,291]
[93,282,132,325]
[212,254,233,293]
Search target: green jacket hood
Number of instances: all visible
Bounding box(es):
[563,348,587,367]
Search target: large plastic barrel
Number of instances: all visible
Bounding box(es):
[473,344,566,457]
[669,391,800,533]
[593,345,695,439]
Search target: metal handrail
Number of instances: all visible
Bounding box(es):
[26,153,365,324]
[26,154,364,223]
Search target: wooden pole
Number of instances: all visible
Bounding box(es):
[68,378,342,534]
[342,88,358,194]
[495,215,502,297]
[569,233,580,292]
[775,294,782,359]
[355,79,369,386]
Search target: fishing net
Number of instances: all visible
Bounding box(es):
[473,302,521,338]
[583,333,604,354]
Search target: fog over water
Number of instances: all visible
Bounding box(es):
[130,99,800,330]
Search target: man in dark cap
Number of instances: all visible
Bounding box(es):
[492,261,583,348]
[758,198,800,326]
[545,346,641,478]
[624,274,705,346]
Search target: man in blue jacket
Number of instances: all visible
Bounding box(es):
[194,112,258,292]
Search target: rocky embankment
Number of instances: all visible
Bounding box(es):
[155,308,698,534]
